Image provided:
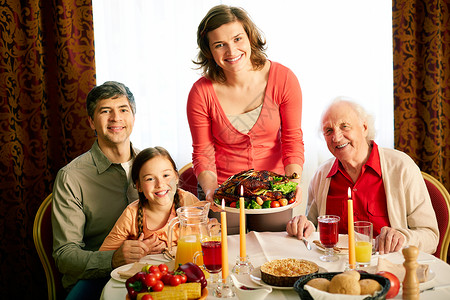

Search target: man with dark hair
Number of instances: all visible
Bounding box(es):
[52,81,150,299]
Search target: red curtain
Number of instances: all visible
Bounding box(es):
[0,0,96,297]
[393,0,450,191]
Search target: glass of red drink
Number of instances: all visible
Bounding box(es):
[194,231,222,285]
[318,215,340,262]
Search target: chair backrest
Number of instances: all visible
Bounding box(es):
[33,194,66,300]
[422,172,450,262]
[178,162,198,197]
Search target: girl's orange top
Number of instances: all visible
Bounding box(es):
[99,189,199,251]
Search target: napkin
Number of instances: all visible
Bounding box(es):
[304,285,377,300]
[313,240,348,254]
[117,262,147,279]
[360,257,429,283]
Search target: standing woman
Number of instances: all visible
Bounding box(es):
[187,5,304,233]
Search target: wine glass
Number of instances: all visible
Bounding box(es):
[318,215,340,262]
[194,229,222,285]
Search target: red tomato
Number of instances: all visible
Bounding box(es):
[149,265,160,274]
[152,280,164,292]
[230,202,237,208]
[170,274,182,286]
[270,200,280,208]
[141,295,154,300]
[376,271,400,298]
[161,273,173,285]
[144,273,157,287]
[179,273,187,284]
[288,198,295,204]
[158,263,169,274]
[152,270,162,280]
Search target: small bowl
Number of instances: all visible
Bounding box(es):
[230,274,272,300]
[294,272,390,300]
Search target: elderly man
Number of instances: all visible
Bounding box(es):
[52,82,150,299]
[287,98,439,254]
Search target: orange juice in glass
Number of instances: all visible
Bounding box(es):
[354,221,373,267]
[175,234,203,266]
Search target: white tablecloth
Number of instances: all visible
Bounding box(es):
[101,231,450,300]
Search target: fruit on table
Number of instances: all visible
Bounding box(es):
[127,262,206,299]
[376,271,399,298]
[136,282,201,300]
[177,262,207,289]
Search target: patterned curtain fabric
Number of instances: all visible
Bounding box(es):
[393,0,450,190]
[0,0,95,297]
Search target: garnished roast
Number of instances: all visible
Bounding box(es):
[213,169,298,209]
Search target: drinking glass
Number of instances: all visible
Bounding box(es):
[318,215,340,262]
[354,221,373,267]
[194,230,222,285]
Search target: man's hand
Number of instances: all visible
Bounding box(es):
[111,233,150,269]
[286,215,315,239]
[375,226,405,254]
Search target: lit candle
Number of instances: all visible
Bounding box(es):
[348,187,356,268]
[221,199,229,279]
[239,185,246,258]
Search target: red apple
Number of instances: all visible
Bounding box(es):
[376,271,400,298]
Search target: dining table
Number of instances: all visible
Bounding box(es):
[101,231,450,300]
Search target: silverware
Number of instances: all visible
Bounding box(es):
[162,248,175,261]
[302,237,312,250]
[420,283,450,293]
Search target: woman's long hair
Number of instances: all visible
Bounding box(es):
[131,147,180,237]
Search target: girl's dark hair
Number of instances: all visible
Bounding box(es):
[131,146,180,237]
[194,5,267,83]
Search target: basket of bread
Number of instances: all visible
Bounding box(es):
[294,270,390,300]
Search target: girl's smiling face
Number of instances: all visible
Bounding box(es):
[137,156,179,207]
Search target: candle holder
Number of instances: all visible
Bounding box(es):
[232,255,254,275]
[213,277,236,298]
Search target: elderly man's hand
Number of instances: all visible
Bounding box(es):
[286,215,315,239]
[375,226,405,254]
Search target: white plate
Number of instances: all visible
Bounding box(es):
[214,202,294,214]
[249,265,328,290]
[111,262,138,283]
[111,259,175,283]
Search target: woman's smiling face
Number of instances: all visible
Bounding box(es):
[137,156,178,207]
[208,21,252,74]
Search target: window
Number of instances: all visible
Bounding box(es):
[93,0,393,212]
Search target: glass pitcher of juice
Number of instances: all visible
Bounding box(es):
[167,201,211,267]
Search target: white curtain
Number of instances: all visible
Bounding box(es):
[92,0,393,214]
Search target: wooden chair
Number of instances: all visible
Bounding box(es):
[33,194,66,299]
[422,172,450,262]
[178,162,198,197]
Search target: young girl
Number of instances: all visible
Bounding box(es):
[99,146,204,253]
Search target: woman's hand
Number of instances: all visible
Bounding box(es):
[375,226,405,254]
[291,185,302,208]
[286,215,315,239]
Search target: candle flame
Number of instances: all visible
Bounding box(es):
[240,185,244,196]
[222,198,225,210]
[348,187,351,199]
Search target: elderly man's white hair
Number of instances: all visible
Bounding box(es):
[320,96,376,141]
